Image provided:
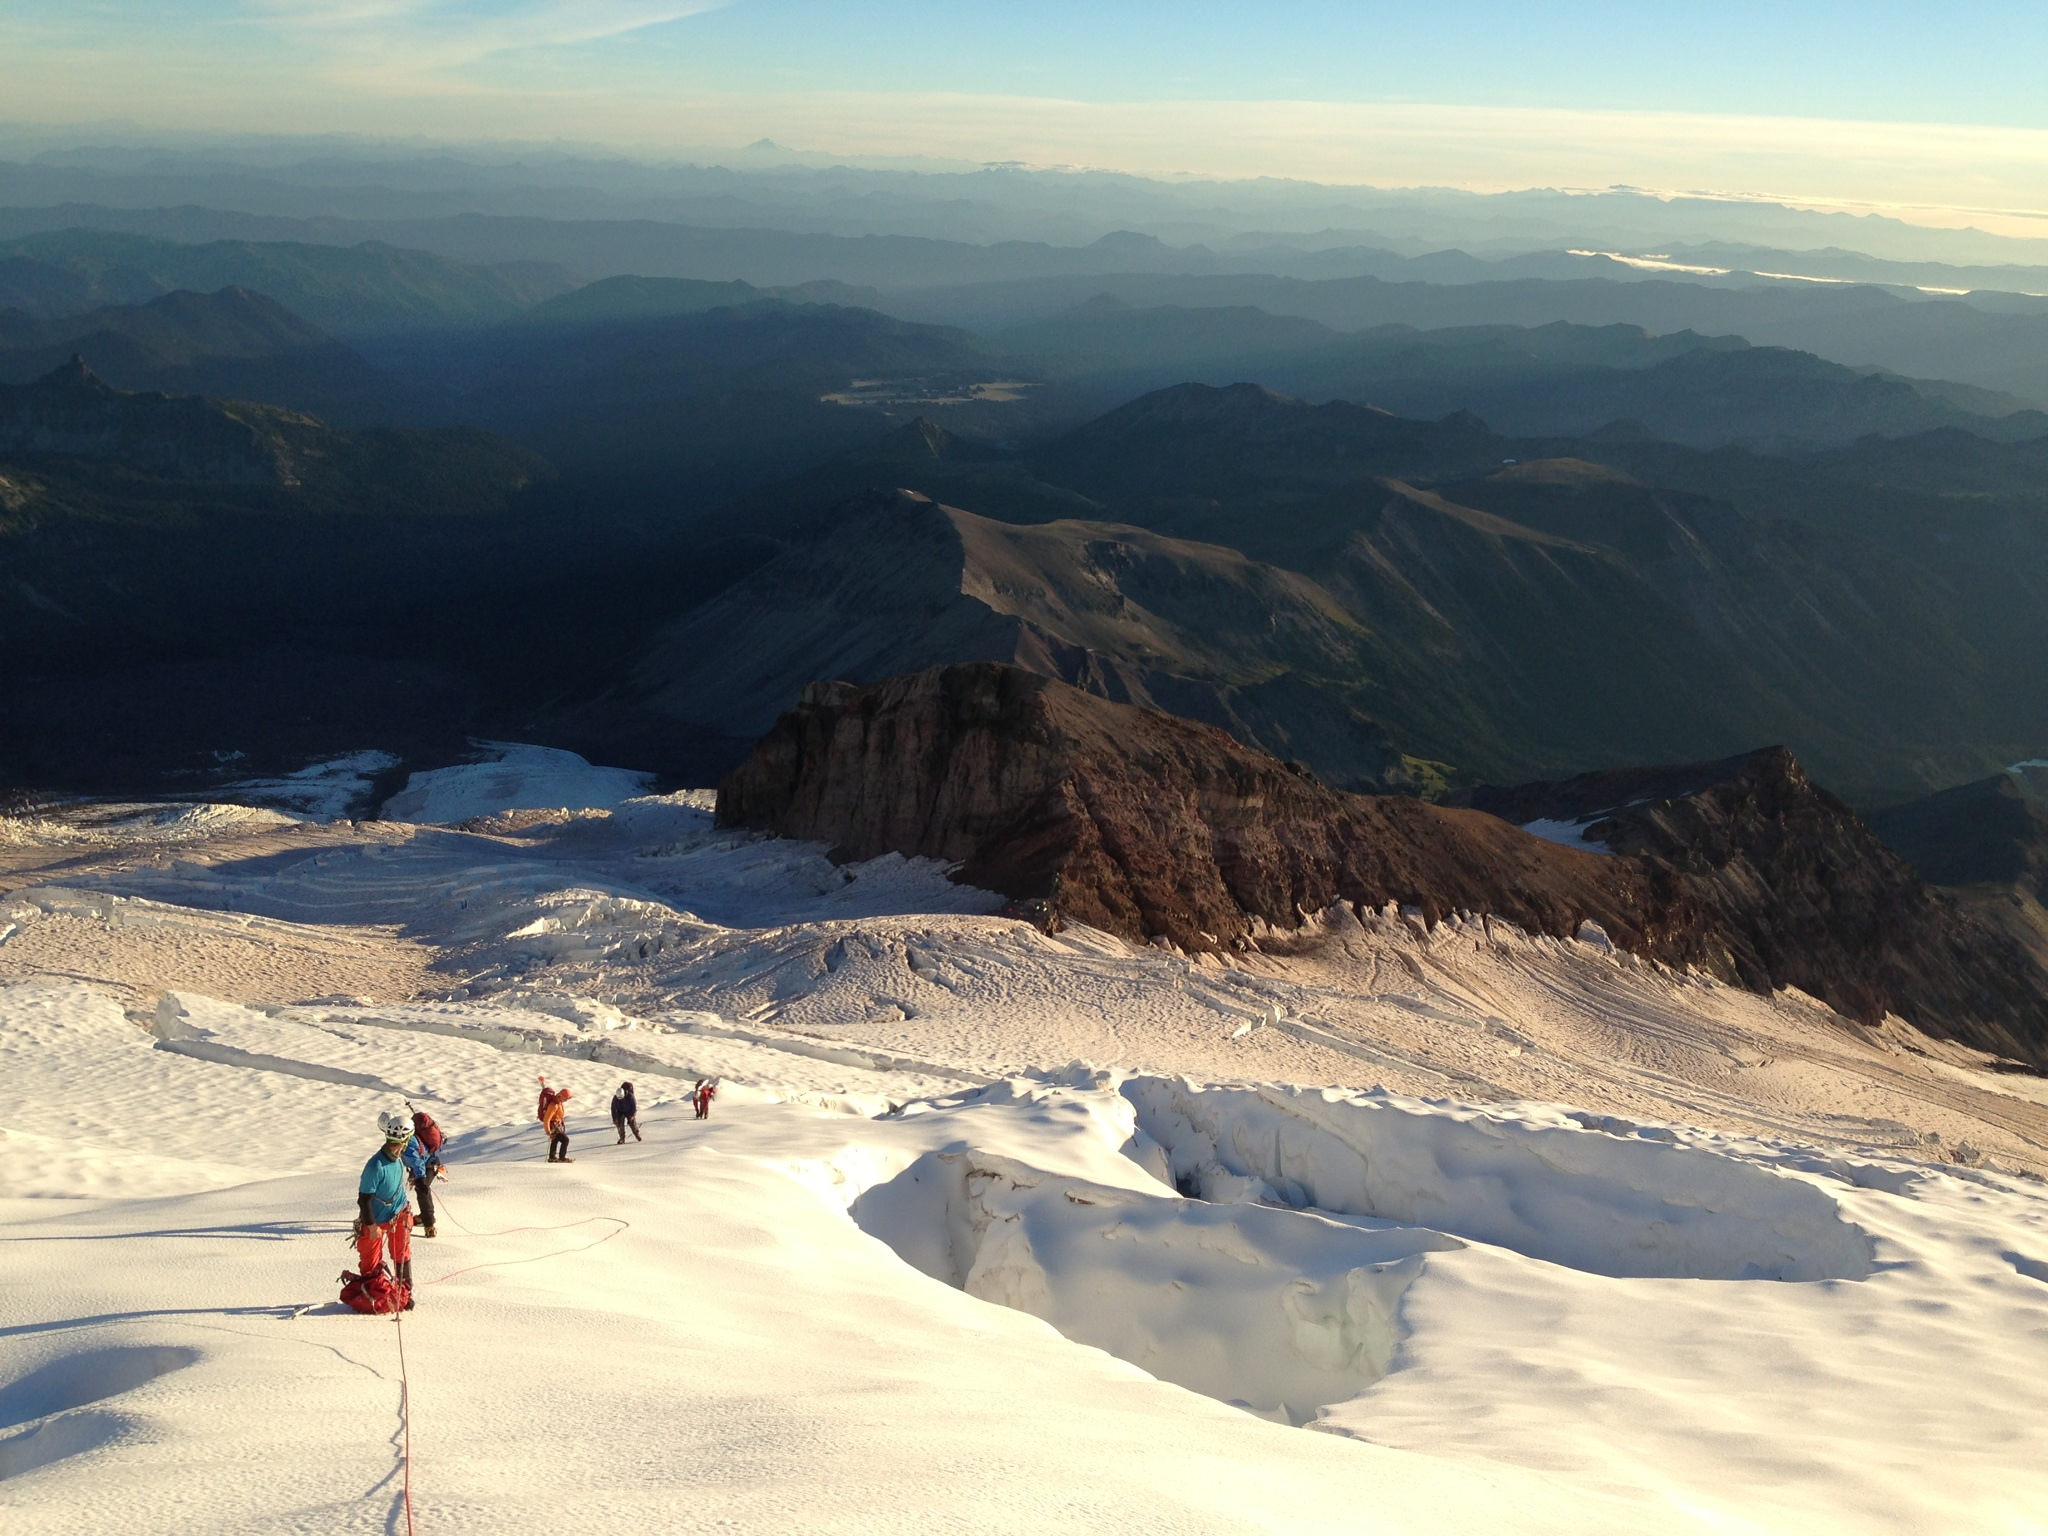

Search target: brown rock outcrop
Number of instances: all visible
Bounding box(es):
[1463,751,2048,1063]
[718,660,1688,952]
[720,665,2048,1066]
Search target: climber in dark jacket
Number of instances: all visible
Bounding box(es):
[611,1081,641,1143]
[399,1126,444,1236]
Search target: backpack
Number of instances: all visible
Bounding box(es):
[339,1267,411,1315]
[411,1110,444,1155]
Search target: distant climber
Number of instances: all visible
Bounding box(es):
[539,1078,574,1162]
[611,1081,640,1144]
[402,1103,446,1237]
[692,1078,717,1120]
[348,1110,416,1311]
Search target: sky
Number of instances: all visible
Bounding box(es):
[6,2,2048,232]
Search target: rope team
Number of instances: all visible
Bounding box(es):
[339,1077,716,1314]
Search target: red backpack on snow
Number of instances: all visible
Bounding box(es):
[410,1109,444,1155]
[339,1267,412,1315]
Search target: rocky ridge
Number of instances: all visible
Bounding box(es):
[1866,772,2048,974]
[638,487,1408,790]
[1463,750,2048,1063]
[0,354,313,485]
[720,664,2048,1066]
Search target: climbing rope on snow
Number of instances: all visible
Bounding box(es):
[375,1189,632,1532]
[392,1308,417,1536]
[424,1191,630,1288]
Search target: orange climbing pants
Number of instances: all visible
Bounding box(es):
[357,1208,413,1274]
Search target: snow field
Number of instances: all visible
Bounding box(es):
[5,757,2048,1531]
[222,750,401,821]
[16,783,2018,1166]
[3,986,1638,1534]
[0,802,303,848]
[4,974,2048,1531]
[379,743,658,824]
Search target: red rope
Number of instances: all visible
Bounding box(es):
[423,1218,628,1288]
[376,1191,631,1534]
[424,1191,629,1287]
[392,1309,417,1536]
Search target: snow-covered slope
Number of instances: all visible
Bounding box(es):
[3,762,2046,1533]
[379,743,657,824]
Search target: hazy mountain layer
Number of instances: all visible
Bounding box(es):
[738,389,2048,800]
[0,286,405,426]
[630,488,1408,791]
[0,227,569,335]
[9,202,2048,406]
[430,298,1029,506]
[1868,774,2048,972]
[8,147,2046,267]
[892,272,2048,406]
[997,302,2048,450]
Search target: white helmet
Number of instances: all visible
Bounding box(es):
[378,1110,413,1143]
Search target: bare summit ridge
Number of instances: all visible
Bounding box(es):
[718,662,2048,1065]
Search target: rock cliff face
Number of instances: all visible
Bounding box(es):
[719,662,1674,954]
[720,667,2048,1066]
[1462,750,2048,1063]
[1866,772,2048,977]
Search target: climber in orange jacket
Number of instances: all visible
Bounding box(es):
[538,1079,574,1163]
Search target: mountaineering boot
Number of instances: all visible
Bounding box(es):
[398,1259,415,1309]
[418,1224,436,1239]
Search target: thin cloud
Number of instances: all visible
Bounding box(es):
[245,0,730,77]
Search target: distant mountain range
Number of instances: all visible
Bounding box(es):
[891,271,2048,407]
[7,229,2047,460]
[0,360,563,785]
[997,300,2047,450]
[9,189,2048,295]
[720,386,2048,802]
[0,227,569,336]
[6,208,2048,404]
[6,149,2044,268]
[1,213,2044,814]
[0,286,410,426]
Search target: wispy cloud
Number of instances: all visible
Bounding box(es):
[6,8,2048,240]
[244,0,730,81]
